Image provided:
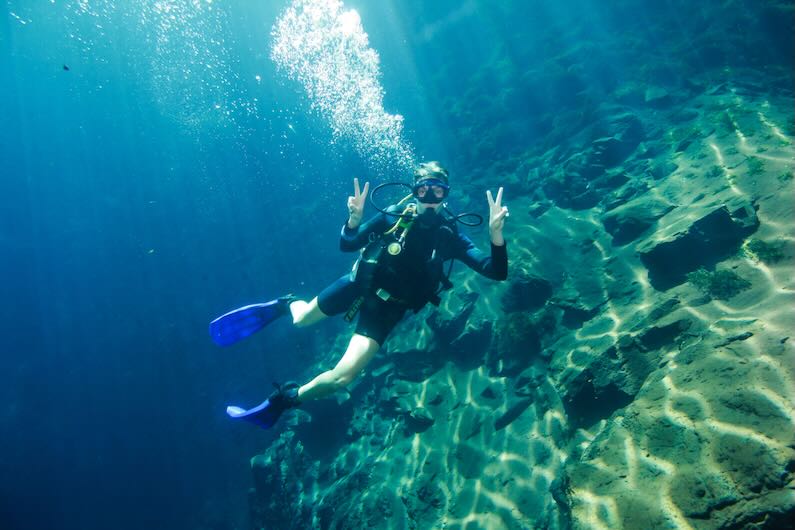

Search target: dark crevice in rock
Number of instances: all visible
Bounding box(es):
[513,365,547,397]
[529,201,552,218]
[428,292,479,343]
[550,474,573,530]
[631,298,681,331]
[406,408,434,433]
[449,322,493,371]
[716,332,754,347]
[494,399,533,431]
[648,298,681,321]
[392,348,447,382]
[592,170,630,192]
[601,180,649,211]
[569,189,602,210]
[560,304,600,329]
[715,492,795,530]
[395,293,491,379]
[638,320,692,351]
[563,375,633,430]
[604,213,656,245]
[292,398,356,460]
[490,313,544,376]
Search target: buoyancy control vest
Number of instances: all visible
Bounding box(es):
[348,203,458,315]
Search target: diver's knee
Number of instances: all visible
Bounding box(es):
[292,307,313,327]
[292,299,325,327]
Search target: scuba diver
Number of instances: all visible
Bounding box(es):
[210,161,509,429]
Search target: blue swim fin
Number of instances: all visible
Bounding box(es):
[226,383,301,429]
[209,296,295,347]
[226,400,282,429]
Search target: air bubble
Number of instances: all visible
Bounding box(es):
[271,0,416,173]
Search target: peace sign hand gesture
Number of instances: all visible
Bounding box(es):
[487,187,509,246]
[347,177,370,229]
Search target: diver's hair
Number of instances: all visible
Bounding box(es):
[413,161,449,185]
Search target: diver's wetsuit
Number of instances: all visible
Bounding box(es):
[317,204,508,345]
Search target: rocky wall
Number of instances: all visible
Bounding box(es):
[245,2,794,528]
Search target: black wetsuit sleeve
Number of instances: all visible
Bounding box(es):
[340,212,389,252]
[453,234,508,281]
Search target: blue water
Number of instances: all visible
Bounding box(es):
[1,1,791,529]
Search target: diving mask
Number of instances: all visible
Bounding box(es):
[412,178,449,204]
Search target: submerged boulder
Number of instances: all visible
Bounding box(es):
[563,333,795,530]
[639,204,759,290]
[497,306,558,373]
[558,318,693,429]
[501,273,553,313]
[407,407,435,432]
[592,112,645,168]
[602,197,675,246]
[427,291,479,343]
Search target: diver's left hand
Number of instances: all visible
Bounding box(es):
[487,187,508,246]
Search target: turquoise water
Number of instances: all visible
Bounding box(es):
[1,1,792,529]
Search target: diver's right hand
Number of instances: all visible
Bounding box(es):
[347,177,369,229]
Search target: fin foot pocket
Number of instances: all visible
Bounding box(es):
[209,295,298,346]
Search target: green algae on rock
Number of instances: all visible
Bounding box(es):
[686,268,752,300]
[745,238,788,264]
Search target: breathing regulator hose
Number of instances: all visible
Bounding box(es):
[369,182,484,227]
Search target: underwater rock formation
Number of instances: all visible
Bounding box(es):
[602,197,675,246]
[247,2,794,528]
[639,204,759,290]
[501,273,553,313]
[562,333,795,530]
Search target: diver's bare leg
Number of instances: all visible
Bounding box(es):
[297,334,380,402]
[290,297,327,327]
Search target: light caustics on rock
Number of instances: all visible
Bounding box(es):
[271,0,416,173]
